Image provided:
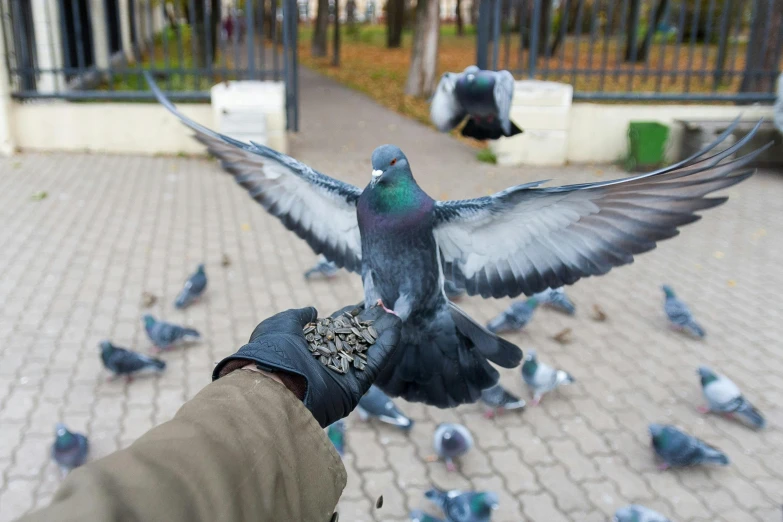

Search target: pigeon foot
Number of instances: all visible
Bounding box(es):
[445,461,457,472]
[657,462,670,471]
[531,397,541,407]
[424,455,438,463]
[697,405,710,414]
[375,299,399,317]
[483,410,496,419]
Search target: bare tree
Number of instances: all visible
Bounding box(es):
[313,0,329,56]
[625,0,669,62]
[387,0,406,48]
[405,0,439,97]
[333,0,341,65]
[456,0,464,35]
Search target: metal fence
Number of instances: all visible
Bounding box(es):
[476,0,783,102]
[0,0,300,130]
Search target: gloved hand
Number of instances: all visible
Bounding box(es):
[213,304,402,428]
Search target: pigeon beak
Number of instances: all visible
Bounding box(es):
[371,169,383,185]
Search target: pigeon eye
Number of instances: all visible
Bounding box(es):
[390,158,397,166]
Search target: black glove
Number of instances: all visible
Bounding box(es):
[212,304,402,428]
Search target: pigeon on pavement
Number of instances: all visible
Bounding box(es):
[150,74,763,408]
[174,264,207,309]
[425,487,499,522]
[357,385,414,431]
[486,298,539,334]
[100,340,166,382]
[698,366,765,429]
[326,418,345,456]
[613,504,672,522]
[431,66,523,141]
[480,383,525,418]
[649,423,729,470]
[432,423,473,472]
[521,350,574,406]
[143,314,200,350]
[533,287,576,315]
[304,254,340,279]
[52,423,89,476]
[662,285,705,338]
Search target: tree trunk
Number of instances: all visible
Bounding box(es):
[635,0,669,61]
[455,0,463,35]
[192,0,220,68]
[333,0,341,65]
[740,0,783,93]
[624,0,642,61]
[386,0,405,48]
[470,0,479,27]
[405,0,439,97]
[312,0,329,57]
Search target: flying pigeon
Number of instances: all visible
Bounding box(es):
[613,504,672,522]
[142,314,200,350]
[486,298,539,334]
[425,487,499,522]
[432,423,473,472]
[697,366,765,429]
[444,279,466,301]
[100,340,166,382]
[410,511,445,522]
[326,418,345,456]
[648,423,729,470]
[533,287,576,315]
[662,285,705,339]
[174,263,207,309]
[431,66,523,141]
[480,383,525,418]
[149,74,764,408]
[52,423,89,476]
[357,385,414,431]
[521,350,574,406]
[304,254,340,280]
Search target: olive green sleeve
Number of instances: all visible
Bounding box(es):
[19,370,346,522]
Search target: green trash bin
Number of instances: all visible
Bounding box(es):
[626,121,670,172]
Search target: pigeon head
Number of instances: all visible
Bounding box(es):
[648,423,665,441]
[370,145,411,186]
[524,349,537,362]
[54,423,75,448]
[143,315,156,328]
[196,263,205,274]
[662,285,676,298]
[527,296,539,308]
[470,492,500,515]
[99,340,113,354]
[698,366,718,386]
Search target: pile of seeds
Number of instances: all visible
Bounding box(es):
[303,308,378,374]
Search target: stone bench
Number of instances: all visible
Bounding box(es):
[675,119,782,167]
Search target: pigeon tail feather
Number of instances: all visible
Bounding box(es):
[736,401,766,429]
[461,117,523,141]
[703,448,730,466]
[685,320,706,338]
[182,327,201,338]
[449,302,522,368]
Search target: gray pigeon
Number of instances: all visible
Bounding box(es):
[304,254,340,279]
[533,287,576,315]
[326,418,345,456]
[174,263,207,309]
[52,423,89,476]
[357,385,414,431]
[774,72,782,134]
[425,487,499,522]
[410,511,445,522]
[521,350,574,406]
[150,74,763,408]
[487,298,539,333]
[698,366,765,429]
[432,423,473,472]
[480,383,525,418]
[613,504,671,522]
[143,314,200,350]
[431,66,522,141]
[662,285,705,338]
[100,340,166,382]
[649,423,729,470]
[444,279,466,301]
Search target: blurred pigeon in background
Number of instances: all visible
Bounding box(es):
[410,511,445,522]
[100,341,165,382]
[480,383,525,418]
[143,314,200,350]
[486,298,539,334]
[533,287,576,315]
[174,263,207,309]
[357,385,414,431]
[425,487,499,522]
[51,423,89,476]
[649,423,729,470]
[521,350,574,406]
[444,280,466,301]
[152,74,763,408]
[431,66,523,141]
[326,418,345,456]
[613,504,672,522]
[304,254,340,280]
[774,72,782,134]
[698,366,765,429]
[431,423,473,472]
[662,285,705,339]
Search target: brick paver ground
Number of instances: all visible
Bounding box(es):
[0,68,781,521]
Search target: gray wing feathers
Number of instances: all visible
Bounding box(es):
[433,119,769,299]
[145,72,363,273]
[493,70,516,135]
[431,74,466,132]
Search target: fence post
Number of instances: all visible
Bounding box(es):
[476,0,491,69]
[529,0,541,78]
[0,17,15,156]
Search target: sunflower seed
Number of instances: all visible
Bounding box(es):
[319,355,329,366]
[304,325,315,335]
[375,496,384,509]
[367,326,378,339]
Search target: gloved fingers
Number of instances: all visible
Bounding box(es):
[328,302,364,319]
[356,309,402,382]
[249,307,318,340]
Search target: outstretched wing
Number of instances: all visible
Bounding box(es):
[433,120,768,298]
[493,70,516,135]
[146,73,363,272]
[430,73,466,132]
